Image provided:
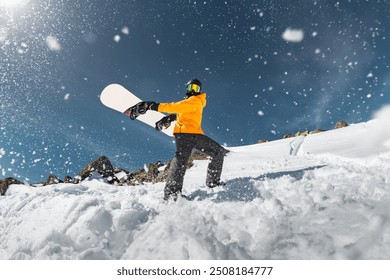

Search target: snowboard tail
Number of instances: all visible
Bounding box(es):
[100,84,174,137]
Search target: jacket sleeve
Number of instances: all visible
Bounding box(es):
[157,98,201,114]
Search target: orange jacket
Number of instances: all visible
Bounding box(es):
[157,93,206,135]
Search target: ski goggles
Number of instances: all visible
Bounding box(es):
[187,83,201,93]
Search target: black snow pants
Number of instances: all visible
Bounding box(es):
[164,133,227,200]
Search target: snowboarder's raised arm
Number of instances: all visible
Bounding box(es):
[126,93,206,118]
[156,95,206,114]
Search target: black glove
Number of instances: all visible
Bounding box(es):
[155,114,176,131]
[124,101,158,120]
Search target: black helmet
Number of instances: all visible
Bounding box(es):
[186,78,202,93]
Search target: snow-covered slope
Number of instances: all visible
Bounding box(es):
[1,108,390,260]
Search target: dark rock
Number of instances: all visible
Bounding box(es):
[0,177,23,196]
[114,167,130,174]
[44,175,63,186]
[124,161,166,185]
[154,162,171,183]
[258,139,269,143]
[295,130,309,137]
[147,161,162,180]
[283,134,294,139]
[127,168,146,185]
[310,129,326,134]
[64,176,73,183]
[75,156,116,183]
[335,120,348,129]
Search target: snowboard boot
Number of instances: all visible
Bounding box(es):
[163,192,188,202]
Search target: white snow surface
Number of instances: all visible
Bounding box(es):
[1,110,390,260]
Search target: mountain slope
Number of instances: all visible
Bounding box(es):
[1,108,390,260]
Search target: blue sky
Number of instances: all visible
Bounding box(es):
[0,0,389,182]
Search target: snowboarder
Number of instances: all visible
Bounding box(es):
[128,78,228,201]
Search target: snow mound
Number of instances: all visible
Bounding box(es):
[1,113,390,260]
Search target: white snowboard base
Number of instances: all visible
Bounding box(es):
[100,84,174,137]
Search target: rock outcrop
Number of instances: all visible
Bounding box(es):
[44,175,63,186]
[0,178,23,196]
[283,134,294,139]
[310,129,327,134]
[282,129,324,140]
[335,120,348,129]
[0,150,213,195]
[74,156,116,183]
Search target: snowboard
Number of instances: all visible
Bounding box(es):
[100,84,174,137]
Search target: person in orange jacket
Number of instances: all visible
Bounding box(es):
[128,78,228,201]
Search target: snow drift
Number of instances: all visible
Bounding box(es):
[1,107,390,260]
